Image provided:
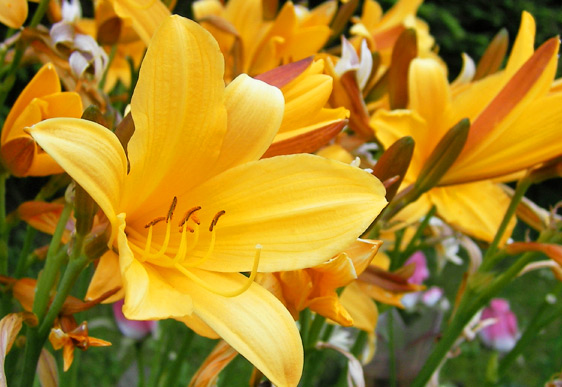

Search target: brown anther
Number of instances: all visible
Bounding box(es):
[192,214,201,225]
[167,197,178,222]
[144,217,166,228]
[210,210,226,232]
[179,206,202,227]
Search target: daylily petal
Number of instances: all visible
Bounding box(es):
[371,109,427,178]
[27,118,127,241]
[0,0,27,29]
[86,250,124,302]
[124,15,228,217]
[173,269,303,387]
[110,0,170,45]
[429,181,515,243]
[340,282,378,332]
[116,214,194,320]
[211,74,284,173]
[182,154,386,272]
[504,11,536,78]
[408,58,451,136]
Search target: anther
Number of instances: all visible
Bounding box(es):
[167,196,178,222]
[179,206,202,228]
[144,217,165,228]
[210,210,226,232]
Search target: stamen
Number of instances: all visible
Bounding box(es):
[174,244,262,298]
[210,210,226,232]
[185,227,215,268]
[145,217,165,228]
[167,196,178,222]
[179,206,202,228]
[172,223,189,264]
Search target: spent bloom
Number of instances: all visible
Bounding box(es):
[28,15,387,386]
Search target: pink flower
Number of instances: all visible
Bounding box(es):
[479,298,519,352]
[405,251,429,285]
[112,300,157,340]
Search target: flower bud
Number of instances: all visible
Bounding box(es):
[372,136,414,202]
[415,118,470,193]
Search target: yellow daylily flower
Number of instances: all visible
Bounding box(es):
[0,0,27,29]
[372,13,560,241]
[28,16,387,386]
[351,0,435,66]
[1,63,83,177]
[193,0,335,81]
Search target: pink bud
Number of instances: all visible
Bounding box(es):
[479,298,519,352]
[112,300,157,340]
[405,251,429,285]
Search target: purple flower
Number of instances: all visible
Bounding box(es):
[479,298,519,352]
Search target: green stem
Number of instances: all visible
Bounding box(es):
[135,341,146,387]
[320,324,335,343]
[480,179,531,271]
[149,320,175,387]
[299,309,311,349]
[19,241,89,387]
[306,313,326,349]
[15,225,37,277]
[29,0,51,27]
[39,244,88,336]
[32,203,73,322]
[350,330,367,358]
[400,205,437,262]
[161,329,194,387]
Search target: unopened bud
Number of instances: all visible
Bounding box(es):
[83,225,110,260]
[415,118,470,193]
[75,184,97,236]
[372,136,414,201]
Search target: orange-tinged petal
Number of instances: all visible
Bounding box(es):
[27,118,127,242]
[0,313,24,385]
[455,92,562,182]
[0,0,27,29]
[189,340,238,387]
[86,250,124,302]
[307,296,353,327]
[340,282,378,332]
[172,269,303,387]
[124,15,227,217]
[183,154,386,273]
[444,38,559,184]
[110,0,170,45]
[2,63,60,145]
[429,181,515,243]
[211,74,284,173]
[18,201,69,240]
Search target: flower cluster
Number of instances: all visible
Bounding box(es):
[0,1,561,386]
